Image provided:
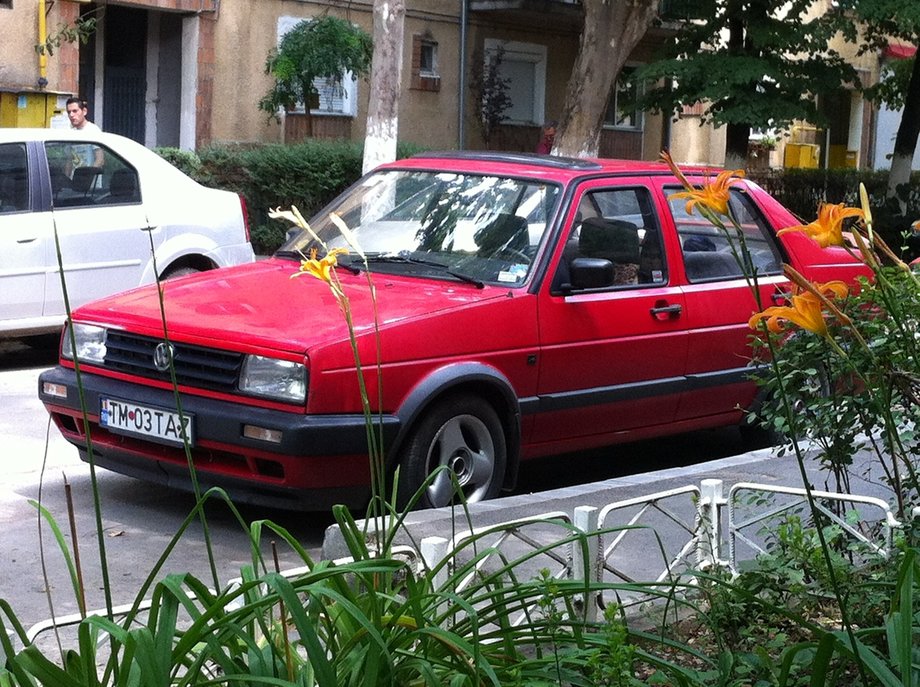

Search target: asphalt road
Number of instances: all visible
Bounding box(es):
[0,336,758,631]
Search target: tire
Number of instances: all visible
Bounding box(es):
[162,266,201,280]
[396,394,507,509]
[738,416,782,448]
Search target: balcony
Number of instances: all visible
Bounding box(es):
[468,0,583,31]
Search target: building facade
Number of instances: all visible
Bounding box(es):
[1,0,909,170]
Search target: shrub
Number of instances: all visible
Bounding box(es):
[190,140,427,255]
[153,147,202,177]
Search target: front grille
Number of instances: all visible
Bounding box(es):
[104,330,244,392]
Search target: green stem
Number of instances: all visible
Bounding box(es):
[51,220,114,620]
[144,229,220,593]
[760,327,871,687]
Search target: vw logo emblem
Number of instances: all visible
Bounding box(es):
[153,342,175,372]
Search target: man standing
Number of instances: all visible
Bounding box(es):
[535,120,557,155]
[65,97,101,132]
[64,97,104,171]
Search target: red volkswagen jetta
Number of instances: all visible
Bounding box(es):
[39,152,868,510]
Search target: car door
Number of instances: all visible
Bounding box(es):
[531,180,689,450]
[661,180,790,422]
[43,139,151,319]
[0,141,47,324]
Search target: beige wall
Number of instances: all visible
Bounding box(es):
[210,0,289,144]
[210,0,470,148]
[670,114,727,166]
[0,4,41,88]
[0,1,77,97]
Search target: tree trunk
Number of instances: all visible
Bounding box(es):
[887,56,920,212]
[723,4,749,168]
[362,0,405,175]
[553,0,660,158]
[725,122,751,169]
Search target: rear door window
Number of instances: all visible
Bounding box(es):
[667,188,783,283]
[45,141,141,208]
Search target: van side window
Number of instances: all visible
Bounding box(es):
[668,188,783,282]
[555,187,666,292]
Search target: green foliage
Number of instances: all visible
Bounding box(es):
[35,10,100,57]
[153,147,202,177]
[864,57,916,110]
[751,260,920,515]
[259,16,373,120]
[469,46,513,146]
[637,0,857,139]
[834,0,920,53]
[1,494,654,687]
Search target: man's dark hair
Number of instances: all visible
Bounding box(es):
[65,96,87,109]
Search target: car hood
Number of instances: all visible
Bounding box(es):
[72,257,510,354]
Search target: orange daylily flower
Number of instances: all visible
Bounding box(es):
[777,203,864,248]
[294,247,348,285]
[662,150,745,216]
[749,279,850,337]
[670,169,744,217]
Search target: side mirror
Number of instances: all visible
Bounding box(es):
[567,257,615,291]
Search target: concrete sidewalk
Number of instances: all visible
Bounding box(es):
[322,443,892,560]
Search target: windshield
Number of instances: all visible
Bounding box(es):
[278,169,562,286]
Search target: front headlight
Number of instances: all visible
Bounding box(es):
[239,355,307,403]
[61,323,107,364]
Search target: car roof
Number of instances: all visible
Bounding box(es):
[0,127,135,146]
[379,150,721,183]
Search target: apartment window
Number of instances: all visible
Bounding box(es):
[484,39,546,125]
[411,34,440,92]
[277,16,359,117]
[0,1,12,8]
[603,67,642,130]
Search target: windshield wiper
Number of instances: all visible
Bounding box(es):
[365,253,446,268]
[364,253,484,289]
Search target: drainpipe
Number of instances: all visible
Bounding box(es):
[458,0,467,150]
[37,0,49,87]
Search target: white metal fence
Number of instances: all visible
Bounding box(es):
[19,478,905,648]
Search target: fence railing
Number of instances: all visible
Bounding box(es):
[20,479,905,648]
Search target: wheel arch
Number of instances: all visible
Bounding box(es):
[159,253,216,279]
[389,362,522,493]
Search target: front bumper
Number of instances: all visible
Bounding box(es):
[38,366,400,511]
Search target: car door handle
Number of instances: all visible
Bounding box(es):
[16,237,37,244]
[650,302,682,319]
[772,290,791,304]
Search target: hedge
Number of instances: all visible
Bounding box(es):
[156,140,426,254]
[747,167,920,258]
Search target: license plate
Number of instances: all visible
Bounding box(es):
[100,397,194,447]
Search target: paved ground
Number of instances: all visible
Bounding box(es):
[323,440,898,587]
